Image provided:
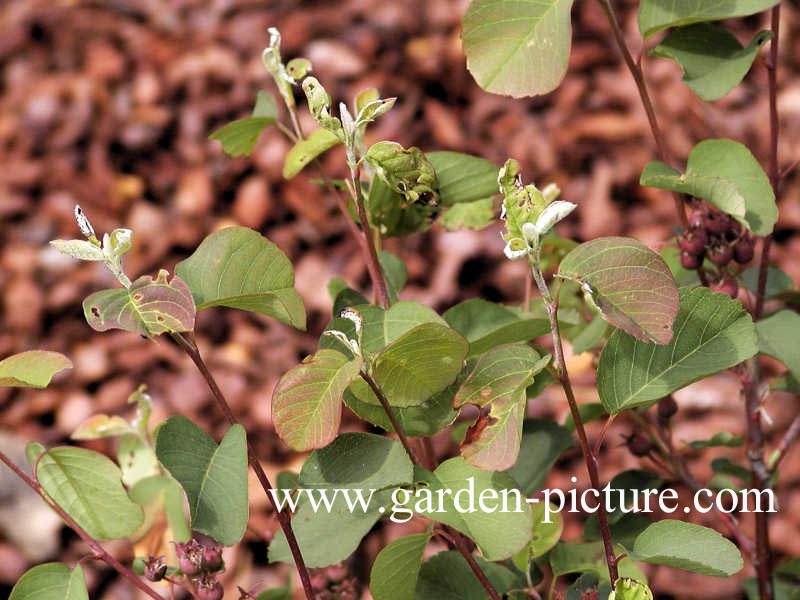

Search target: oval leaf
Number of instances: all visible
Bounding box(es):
[155,416,248,545]
[36,447,144,540]
[283,128,341,179]
[415,458,533,560]
[175,226,305,330]
[640,139,777,236]
[558,237,679,344]
[370,532,432,600]
[209,90,277,157]
[597,287,758,414]
[651,25,772,101]
[462,0,575,98]
[83,270,195,338]
[426,151,499,206]
[71,415,133,440]
[756,310,800,380]
[10,563,88,600]
[372,323,468,407]
[455,344,546,408]
[632,520,743,577]
[416,551,524,599]
[507,418,574,494]
[272,349,363,451]
[638,0,781,39]
[0,351,72,388]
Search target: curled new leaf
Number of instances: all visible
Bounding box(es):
[558,237,679,345]
[83,270,195,338]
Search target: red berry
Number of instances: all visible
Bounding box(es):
[627,433,652,457]
[175,540,203,576]
[689,211,706,230]
[713,276,739,298]
[143,556,167,582]
[708,244,734,267]
[194,576,223,600]
[680,249,702,270]
[202,546,224,572]
[678,230,706,255]
[734,237,755,264]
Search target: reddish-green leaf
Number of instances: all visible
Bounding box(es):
[83,270,195,338]
[272,350,363,450]
[558,237,678,344]
[0,351,72,388]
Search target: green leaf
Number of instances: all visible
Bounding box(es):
[272,349,363,450]
[379,250,408,305]
[439,198,495,231]
[416,551,524,599]
[640,139,777,236]
[282,128,341,179]
[462,0,575,98]
[36,447,144,540]
[597,287,758,414]
[10,563,88,600]
[550,542,646,583]
[370,532,432,600]
[610,578,654,600]
[256,588,292,600]
[604,470,663,524]
[155,417,248,545]
[426,151,499,205]
[513,501,563,570]
[455,344,549,470]
[651,24,772,100]
[757,310,800,380]
[507,418,574,494]
[209,90,277,157]
[367,176,435,238]
[83,270,195,338]
[632,520,743,577]
[117,433,160,487]
[371,323,468,407]
[443,299,550,358]
[175,226,305,329]
[558,237,679,345]
[638,0,781,38]
[270,434,413,567]
[414,457,533,560]
[343,376,459,437]
[0,351,72,388]
[584,513,652,550]
[741,265,794,299]
[688,431,743,449]
[299,432,414,490]
[661,246,702,288]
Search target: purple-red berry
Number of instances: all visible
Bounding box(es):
[680,249,702,270]
[713,275,739,298]
[704,211,731,236]
[708,244,734,267]
[175,540,203,576]
[143,556,167,582]
[193,576,224,600]
[202,545,224,573]
[627,433,653,457]
[678,230,707,255]
[734,237,755,264]
[658,396,678,420]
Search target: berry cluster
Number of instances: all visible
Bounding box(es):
[678,206,755,297]
[174,533,225,600]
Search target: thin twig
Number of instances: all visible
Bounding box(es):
[170,332,316,600]
[596,0,687,229]
[359,370,421,464]
[0,450,164,600]
[529,259,618,583]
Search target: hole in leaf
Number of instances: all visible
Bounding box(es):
[91,306,101,317]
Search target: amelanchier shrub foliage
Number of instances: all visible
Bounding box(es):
[2,1,797,598]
